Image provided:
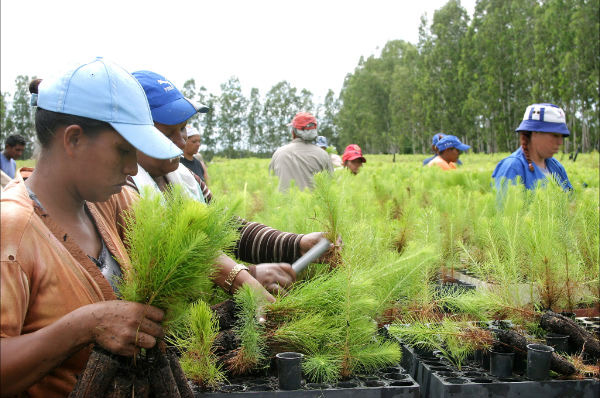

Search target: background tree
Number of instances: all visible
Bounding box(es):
[262,81,302,153]
[218,77,247,157]
[7,75,36,158]
[1,92,15,143]
[247,88,263,153]
[317,89,341,151]
[202,94,219,158]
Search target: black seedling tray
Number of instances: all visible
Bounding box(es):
[193,365,420,398]
[400,343,599,398]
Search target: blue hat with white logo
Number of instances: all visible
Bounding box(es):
[515,103,569,136]
[432,133,446,146]
[436,135,470,152]
[36,58,182,160]
[316,136,328,147]
[133,71,208,126]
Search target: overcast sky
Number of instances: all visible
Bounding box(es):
[1,0,475,102]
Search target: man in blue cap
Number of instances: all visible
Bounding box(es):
[426,135,470,170]
[131,72,339,301]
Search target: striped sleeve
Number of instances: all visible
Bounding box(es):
[234,218,304,264]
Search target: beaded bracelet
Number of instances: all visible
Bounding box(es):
[224,264,249,293]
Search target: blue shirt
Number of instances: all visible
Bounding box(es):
[492,147,572,191]
[0,152,16,179]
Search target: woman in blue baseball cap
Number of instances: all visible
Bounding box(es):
[426,135,470,170]
[130,71,339,302]
[492,103,572,191]
[0,59,176,397]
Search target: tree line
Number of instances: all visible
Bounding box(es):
[2,0,597,160]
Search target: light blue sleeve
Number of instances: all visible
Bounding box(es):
[492,157,524,191]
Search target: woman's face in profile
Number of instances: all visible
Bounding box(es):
[73,128,138,202]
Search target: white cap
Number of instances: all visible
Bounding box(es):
[186,125,201,138]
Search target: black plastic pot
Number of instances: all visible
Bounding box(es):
[545,333,569,353]
[276,352,304,390]
[526,344,554,381]
[489,350,514,378]
[480,349,491,370]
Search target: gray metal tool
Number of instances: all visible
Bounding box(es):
[291,237,332,273]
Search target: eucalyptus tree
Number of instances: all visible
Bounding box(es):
[533,0,577,151]
[7,75,36,158]
[418,0,470,146]
[262,81,301,152]
[318,89,341,151]
[218,77,248,157]
[389,41,421,153]
[202,94,219,156]
[182,78,210,137]
[1,92,14,142]
[569,0,600,151]
[247,88,264,153]
[337,51,393,153]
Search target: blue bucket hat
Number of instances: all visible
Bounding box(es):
[436,135,470,152]
[35,57,182,160]
[133,70,208,125]
[515,103,569,136]
[316,136,328,147]
[432,133,446,146]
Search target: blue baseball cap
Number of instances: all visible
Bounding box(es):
[36,57,182,160]
[316,136,328,147]
[436,135,470,152]
[515,103,569,136]
[133,70,208,125]
[432,133,446,146]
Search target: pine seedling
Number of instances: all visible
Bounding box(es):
[312,171,342,245]
[302,353,343,383]
[227,284,268,375]
[118,185,240,329]
[389,317,493,369]
[168,300,226,388]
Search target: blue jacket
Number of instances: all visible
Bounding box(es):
[492,147,572,191]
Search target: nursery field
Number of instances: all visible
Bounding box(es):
[17,152,600,396]
[189,152,600,385]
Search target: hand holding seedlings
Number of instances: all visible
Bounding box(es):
[88,301,165,356]
[254,263,296,295]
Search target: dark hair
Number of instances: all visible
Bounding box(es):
[6,135,26,147]
[29,79,113,147]
[519,132,534,172]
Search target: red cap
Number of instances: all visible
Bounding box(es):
[290,112,317,130]
[342,144,366,163]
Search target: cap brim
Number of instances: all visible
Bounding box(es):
[151,97,207,125]
[345,155,366,163]
[110,122,182,160]
[516,120,570,136]
[456,143,470,151]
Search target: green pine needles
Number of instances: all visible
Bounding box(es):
[118,185,240,328]
[388,318,493,369]
[227,285,268,375]
[169,300,225,388]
